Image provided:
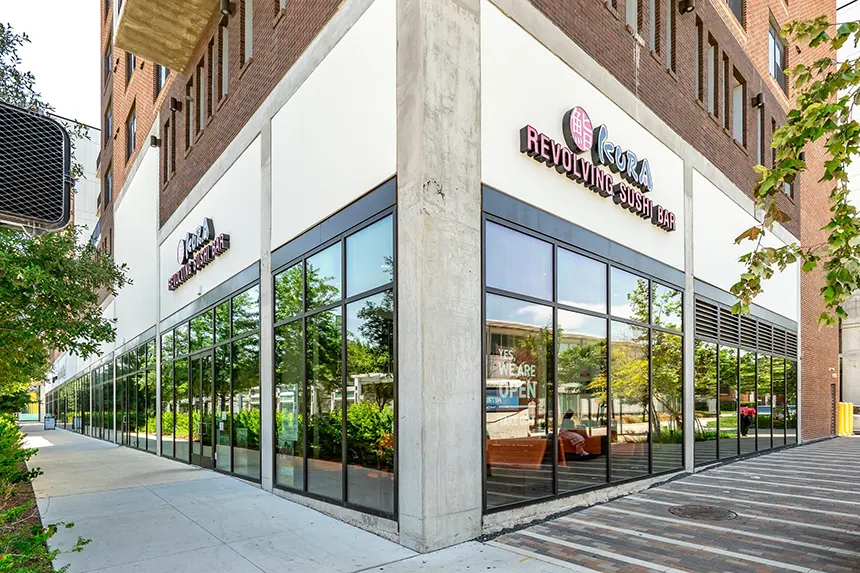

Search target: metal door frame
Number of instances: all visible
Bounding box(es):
[190,350,216,469]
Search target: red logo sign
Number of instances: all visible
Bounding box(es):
[563,106,593,152]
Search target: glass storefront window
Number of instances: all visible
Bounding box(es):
[233,333,261,480]
[652,330,683,472]
[610,321,650,482]
[190,311,214,353]
[786,360,798,444]
[694,341,718,465]
[757,354,772,451]
[274,263,303,322]
[215,344,232,472]
[215,300,230,343]
[233,285,260,336]
[485,222,552,301]
[718,346,739,459]
[557,249,607,313]
[611,268,649,322]
[175,358,190,461]
[739,350,757,456]
[175,323,189,357]
[346,215,393,298]
[346,291,395,513]
[652,284,682,331]
[275,319,304,490]
[485,294,553,509]
[162,359,175,458]
[557,309,607,493]
[772,357,786,447]
[306,244,342,310]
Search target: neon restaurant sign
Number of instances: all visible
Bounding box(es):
[519,106,677,232]
[168,217,231,291]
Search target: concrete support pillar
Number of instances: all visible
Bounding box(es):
[396,0,483,553]
[841,294,860,405]
[259,121,275,491]
[682,161,695,471]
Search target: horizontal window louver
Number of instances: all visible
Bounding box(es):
[740,315,757,349]
[695,299,719,340]
[758,323,773,353]
[719,307,740,346]
[786,331,798,358]
[772,328,786,356]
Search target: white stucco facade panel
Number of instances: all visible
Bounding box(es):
[270,0,395,251]
[481,0,685,270]
[114,146,159,345]
[692,170,798,322]
[160,136,262,318]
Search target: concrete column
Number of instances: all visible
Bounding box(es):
[682,160,695,472]
[259,121,275,491]
[396,0,483,553]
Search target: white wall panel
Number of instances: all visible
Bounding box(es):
[693,170,798,321]
[270,0,395,251]
[481,1,685,270]
[114,146,159,344]
[160,137,262,318]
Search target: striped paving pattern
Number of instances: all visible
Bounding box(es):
[492,437,860,572]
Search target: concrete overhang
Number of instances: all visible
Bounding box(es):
[114,0,218,74]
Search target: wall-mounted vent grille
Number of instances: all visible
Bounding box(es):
[719,308,740,345]
[0,102,71,231]
[772,328,786,356]
[786,332,798,357]
[695,299,719,340]
[758,323,773,353]
[740,316,757,349]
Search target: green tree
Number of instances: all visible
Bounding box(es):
[0,25,128,400]
[733,17,860,325]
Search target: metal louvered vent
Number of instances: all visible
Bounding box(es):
[786,332,798,358]
[0,102,71,231]
[773,329,786,356]
[695,299,719,340]
[740,316,757,349]
[758,323,773,353]
[719,308,740,345]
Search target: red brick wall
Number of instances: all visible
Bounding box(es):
[157,0,341,226]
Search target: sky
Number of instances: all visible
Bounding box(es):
[1,0,100,127]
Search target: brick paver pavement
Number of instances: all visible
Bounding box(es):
[492,437,860,573]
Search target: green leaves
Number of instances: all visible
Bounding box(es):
[735,16,860,328]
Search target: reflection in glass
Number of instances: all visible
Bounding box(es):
[611,268,649,322]
[652,331,683,472]
[346,215,393,297]
[233,334,261,479]
[485,294,553,509]
[161,360,174,458]
[557,310,607,493]
[485,222,552,301]
[128,374,138,449]
[718,347,738,459]
[215,300,230,343]
[694,341,717,465]
[233,285,260,336]
[557,249,606,313]
[175,323,189,357]
[175,358,190,461]
[190,310,214,353]
[610,321,649,481]
[147,369,157,451]
[275,320,304,490]
[739,350,756,455]
[652,284,682,331]
[104,365,113,441]
[772,357,785,447]
[346,291,394,512]
[215,345,231,472]
[757,354,772,451]
[306,244,342,310]
[307,309,343,500]
[786,360,798,444]
[274,264,303,322]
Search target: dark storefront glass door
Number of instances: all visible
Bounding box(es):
[191,352,215,468]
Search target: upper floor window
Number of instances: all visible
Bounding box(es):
[665,0,674,71]
[104,40,112,86]
[186,81,195,149]
[732,71,746,145]
[104,103,112,146]
[104,164,113,206]
[626,0,639,35]
[126,51,136,86]
[219,25,229,98]
[242,0,253,63]
[196,60,206,132]
[648,0,656,52]
[155,64,170,99]
[707,37,717,115]
[126,105,136,161]
[769,20,787,94]
[726,0,743,26]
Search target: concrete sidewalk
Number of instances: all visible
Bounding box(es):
[22,424,567,573]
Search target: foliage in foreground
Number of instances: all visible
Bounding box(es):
[0,417,89,572]
[733,17,860,326]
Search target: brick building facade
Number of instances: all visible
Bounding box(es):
[61,0,836,553]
